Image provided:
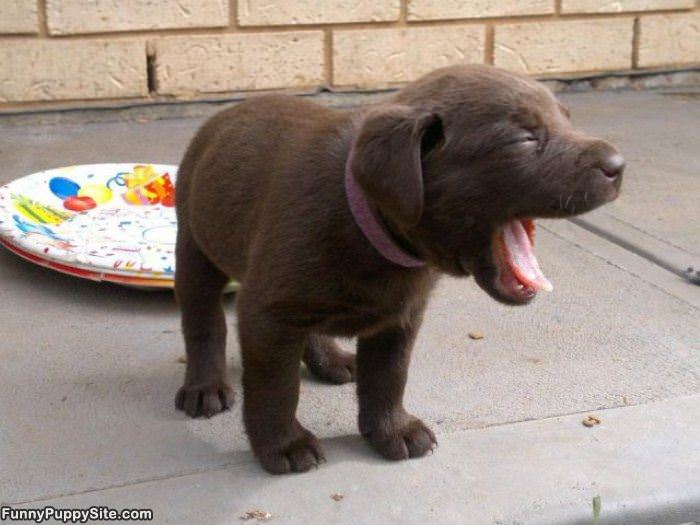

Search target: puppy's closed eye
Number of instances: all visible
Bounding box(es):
[516,131,538,144]
[508,128,543,151]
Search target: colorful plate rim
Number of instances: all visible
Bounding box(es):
[0,237,240,292]
[0,163,240,292]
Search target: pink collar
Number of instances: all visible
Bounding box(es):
[344,152,425,268]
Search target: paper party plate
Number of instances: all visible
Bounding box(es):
[0,163,237,290]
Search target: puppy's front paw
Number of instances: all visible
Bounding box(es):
[362,412,437,461]
[253,424,325,474]
[175,380,235,418]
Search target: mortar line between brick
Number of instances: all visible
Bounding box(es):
[1,8,696,42]
[229,0,238,29]
[146,45,157,95]
[1,67,698,115]
[484,25,494,65]
[632,17,641,69]
[36,0,49,37]
[324,29,333,87]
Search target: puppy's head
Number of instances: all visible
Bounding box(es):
[351,64,624,305]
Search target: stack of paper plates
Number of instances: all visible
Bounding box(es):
[0,163,236,291]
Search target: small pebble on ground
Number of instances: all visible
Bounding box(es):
[468,331,484,340]
[331,493,344,501]
[582,415,601,427]
[240,509,273,522]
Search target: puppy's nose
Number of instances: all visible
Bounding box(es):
[599,153,626,180]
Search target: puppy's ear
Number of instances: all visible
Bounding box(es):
[351,105,442,226]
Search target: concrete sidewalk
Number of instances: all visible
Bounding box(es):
[0,88,698,524]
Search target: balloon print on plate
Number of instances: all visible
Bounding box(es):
[0,163,182,288]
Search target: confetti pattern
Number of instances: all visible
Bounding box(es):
[0,163,197,289]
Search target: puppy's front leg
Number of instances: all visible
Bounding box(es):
[237,300,324,474]
[357,307,436,460]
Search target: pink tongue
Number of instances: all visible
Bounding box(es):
[502,221,553,292]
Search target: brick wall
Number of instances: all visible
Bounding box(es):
[1,0,698,108]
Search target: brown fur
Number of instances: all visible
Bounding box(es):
[174,64,624,474]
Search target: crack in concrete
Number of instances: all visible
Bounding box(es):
[8,396,695,507]
[546,222,699,310]
[568,217,694,280]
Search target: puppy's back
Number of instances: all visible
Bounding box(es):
[176,94,347,278]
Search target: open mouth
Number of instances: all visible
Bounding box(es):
[492,219,553,303]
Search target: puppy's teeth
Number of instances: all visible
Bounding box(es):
[540,281,554,292]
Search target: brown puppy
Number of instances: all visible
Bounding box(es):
[174,64,624,474]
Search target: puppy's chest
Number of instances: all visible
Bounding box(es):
[318,301,413,337]
[317,270,437,337]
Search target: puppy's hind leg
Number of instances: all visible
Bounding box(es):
[303,335,355,384]
[174,225,234,418]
